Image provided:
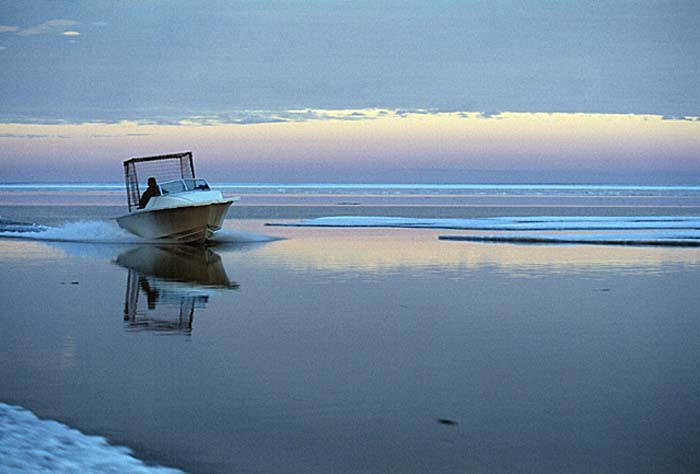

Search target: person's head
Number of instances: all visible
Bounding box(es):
[147,177,157,187]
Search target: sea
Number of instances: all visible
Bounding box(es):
[1,182,700,473]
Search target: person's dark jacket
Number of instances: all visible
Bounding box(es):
[139,185,160,208]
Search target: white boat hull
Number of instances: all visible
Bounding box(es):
[117,200,234,243]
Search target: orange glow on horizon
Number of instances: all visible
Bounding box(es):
[1,110,699,181]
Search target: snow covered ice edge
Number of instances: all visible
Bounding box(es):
[0,402,185,474]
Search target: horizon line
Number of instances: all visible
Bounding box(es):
[1,108,699,127]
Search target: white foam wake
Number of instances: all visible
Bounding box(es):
[0,403,184,474]
[0,220,141,243]
[0,220,280,245]
[268,215,700,231]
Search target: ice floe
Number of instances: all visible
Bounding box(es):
[268,215,700,231]
[268,216,700,246]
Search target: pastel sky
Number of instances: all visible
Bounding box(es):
[1,1,699,183]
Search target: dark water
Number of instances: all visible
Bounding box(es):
[1,201,700,473]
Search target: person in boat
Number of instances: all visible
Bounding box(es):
[139,177,161,208]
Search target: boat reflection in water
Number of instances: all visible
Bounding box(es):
[116,246,238,334]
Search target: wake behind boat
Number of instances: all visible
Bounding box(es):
[116,152,238,243]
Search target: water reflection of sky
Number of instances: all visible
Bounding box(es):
[229,223,700,278]
[2,223,700,473]
[3,222,700,278]
[0,240,66,261]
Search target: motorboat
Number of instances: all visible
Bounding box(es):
[116,152,238,243]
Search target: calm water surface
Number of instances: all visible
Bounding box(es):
[1,208,700,473]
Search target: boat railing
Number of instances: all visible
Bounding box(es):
[123,151,195,212]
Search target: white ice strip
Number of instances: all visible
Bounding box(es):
[268,216,700,231]
[439,231,700,246]
[0,403,185,474]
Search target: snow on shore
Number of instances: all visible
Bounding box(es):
[0,403,184,474]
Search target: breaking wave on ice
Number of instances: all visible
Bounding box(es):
[0,402,184,474]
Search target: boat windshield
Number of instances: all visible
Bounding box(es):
[184,179,211,191]
[159,179,210,195]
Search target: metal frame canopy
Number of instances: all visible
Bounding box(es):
[123,151,196,212]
